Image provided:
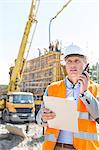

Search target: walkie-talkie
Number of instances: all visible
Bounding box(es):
[82,63,89,77]
[78,63,89,84]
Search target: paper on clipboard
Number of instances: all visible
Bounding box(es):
[43,96,79,132]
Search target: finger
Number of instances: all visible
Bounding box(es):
[84,71,90,80]
[78,75,88,81]
[78,76,87,85]
[42,108,53,113]
[79,73,89,82]
[78,79,85,86]
[82,71,89,79]
[42,112,56,118]
[42,112,56,120]
[43,115,56,120]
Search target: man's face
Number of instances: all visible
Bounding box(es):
[65,55,86,80]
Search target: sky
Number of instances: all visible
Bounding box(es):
[0,0,99,84]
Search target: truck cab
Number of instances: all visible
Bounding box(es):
[2,92,35,122]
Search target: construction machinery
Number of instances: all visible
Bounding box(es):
[0,0,72,122]
[1,0,37,123]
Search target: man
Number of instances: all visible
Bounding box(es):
[36,44,99,150]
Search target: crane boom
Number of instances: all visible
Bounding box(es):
[8,0,37,92]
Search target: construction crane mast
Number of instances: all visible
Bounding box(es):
[8,0,37,92]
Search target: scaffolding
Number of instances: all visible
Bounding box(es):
[20,51,66,103]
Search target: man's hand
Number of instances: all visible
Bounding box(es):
[78,71,90,94]
[41,108,56,121]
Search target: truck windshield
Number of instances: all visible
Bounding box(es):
[13,95,33,104]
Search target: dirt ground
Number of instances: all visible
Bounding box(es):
[0,121,43,150]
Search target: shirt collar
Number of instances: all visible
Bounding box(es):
[65,77,80,89]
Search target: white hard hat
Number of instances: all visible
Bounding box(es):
[64,43,86,58]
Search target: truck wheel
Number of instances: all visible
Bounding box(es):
[2,110,10,123]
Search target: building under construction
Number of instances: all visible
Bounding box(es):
[20,51,66,106]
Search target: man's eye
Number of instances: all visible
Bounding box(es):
[67,60,72,63]
[75,60,80,63]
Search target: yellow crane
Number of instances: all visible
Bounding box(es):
[2,0,37,123]
[8,0,37,92]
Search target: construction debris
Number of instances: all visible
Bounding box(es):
[0,122,43,150]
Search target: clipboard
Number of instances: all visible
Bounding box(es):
[43,96,79,132]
